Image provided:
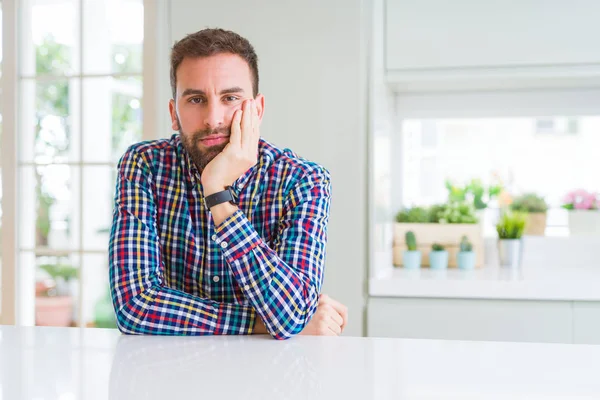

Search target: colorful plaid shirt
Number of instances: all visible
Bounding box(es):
[109,134,331,340]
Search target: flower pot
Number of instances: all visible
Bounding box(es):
[568,210,600,236]
[457,251,476,270]
[393,223,484,268]
[429,250,449,270]
[524,213,547,236]
[498,239,522,268]
[35,296,73,326]
[402,250,422,269]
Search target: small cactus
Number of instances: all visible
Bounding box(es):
[405,231,417,251]
[431,243,445,251]
[459,235,473,252]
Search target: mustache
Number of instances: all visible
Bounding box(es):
[193,126,231,140]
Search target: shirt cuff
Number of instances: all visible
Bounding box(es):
[214,209,262,262]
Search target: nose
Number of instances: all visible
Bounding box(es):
[203,101,225,130]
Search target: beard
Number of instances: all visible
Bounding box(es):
[178,116,231,172]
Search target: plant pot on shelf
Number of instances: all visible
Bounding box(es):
[429,250,449,270]
[498,239,522,269]
[35,295,74,326]
[402,250,422,269]
[568,210,600,236]
[524,213,547,236]
[457,251,476,270]
[393,223,484,268]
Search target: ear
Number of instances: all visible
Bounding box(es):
[169,99,180,131]
[254,94,265,125]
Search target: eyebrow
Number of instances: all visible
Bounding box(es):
[181,87,245,97]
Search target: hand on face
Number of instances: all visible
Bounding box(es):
[200,98,260,193]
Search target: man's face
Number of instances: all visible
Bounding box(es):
[169,53,264,171]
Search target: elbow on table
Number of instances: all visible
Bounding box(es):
[114,305,144,335]
[267,303,316,340]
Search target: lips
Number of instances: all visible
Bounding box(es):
[200,135,229,147]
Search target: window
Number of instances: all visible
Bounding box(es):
[17,0,143,327]
[399,116,600,236]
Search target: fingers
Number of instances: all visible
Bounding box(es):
[251,98,260,144]
[322,328,337,337]
[328,316,342,335]
[230,108,243,147]
[328,308,344,327]
[240,99,252,148]
[320,295,348,332]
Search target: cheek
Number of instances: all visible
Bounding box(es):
[177,105,203,127]
[226,104,243,125]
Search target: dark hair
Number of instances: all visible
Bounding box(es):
[170,28,259,100]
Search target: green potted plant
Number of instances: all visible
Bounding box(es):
[402,231,421,269]
[445,178,503,210]
[36,262,78,326]
[496,212,527,268]
[429,243,449,270]
[510,193,548,236]
[393,201,483,268]
[468,179,503,211]
[436,201,479,224]
[395,207,430,223]
[457,235,475,270]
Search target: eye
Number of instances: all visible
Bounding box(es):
[189,97,204,104]
[224,96,239,102]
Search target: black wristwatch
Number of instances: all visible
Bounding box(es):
[205,186,237,209]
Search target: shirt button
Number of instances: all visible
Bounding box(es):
[211,235,217,241]
[244,285,250,291]
[213,276,220,283]
[221,241,228,248]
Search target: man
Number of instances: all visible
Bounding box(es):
[109,28,347,339]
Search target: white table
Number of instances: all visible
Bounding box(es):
[1,326,599,399]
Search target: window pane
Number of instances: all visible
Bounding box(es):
[34,253,80,327]
[21,0,79,76]
[82,167,116,250]
[20,166,81,250]
[81,254,115,328]
[20,79,81,163]
[82,77,142,162]
[400,117,600,235]
[82,0,143,74]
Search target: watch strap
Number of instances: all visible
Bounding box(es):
[205,187,236,209]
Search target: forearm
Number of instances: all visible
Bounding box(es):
[113,283,257,336]
[206,191,318,338]
[213,210,322,340]
[204,167,330,340]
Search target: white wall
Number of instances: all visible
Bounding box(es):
[162,0,370,336]
[385,0,600,71]
[369,0,395,279]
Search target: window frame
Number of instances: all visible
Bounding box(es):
[0,0,163,326]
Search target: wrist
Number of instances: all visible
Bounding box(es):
[209,202,238,227]
[203,181,228,197]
